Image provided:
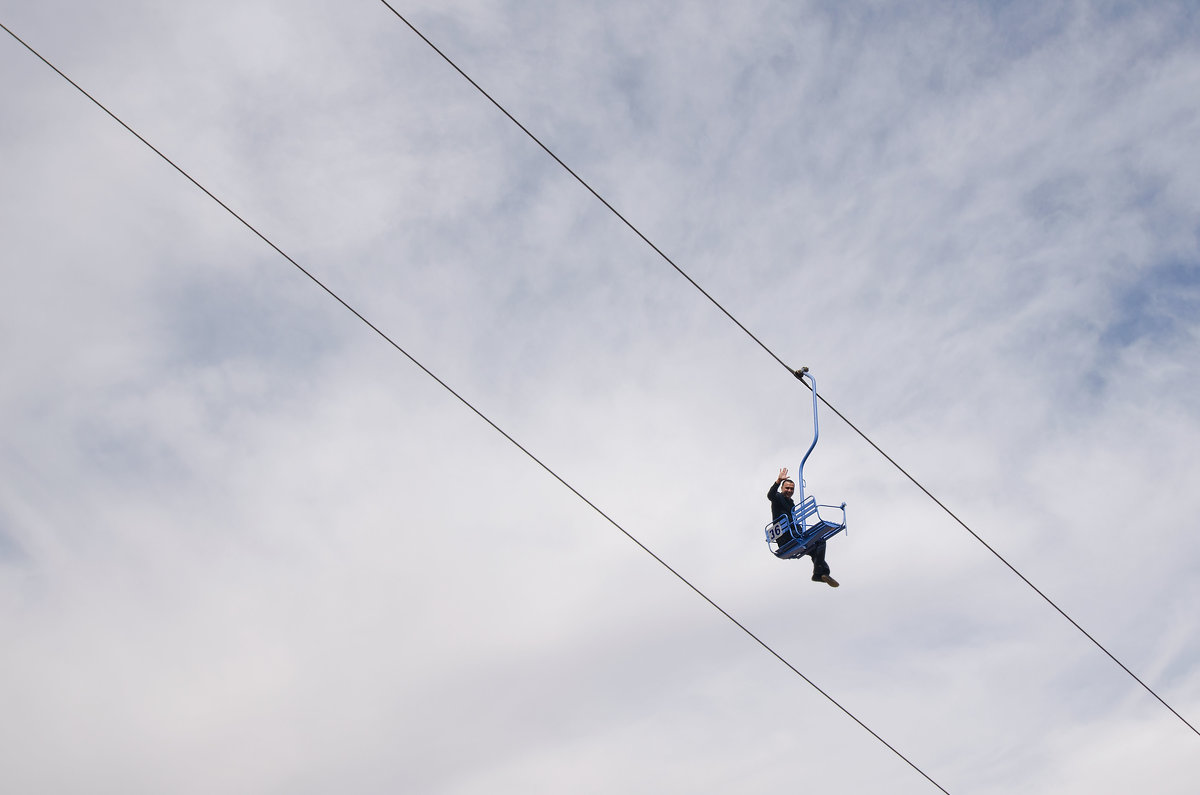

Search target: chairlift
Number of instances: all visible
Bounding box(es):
[765,367,847,559]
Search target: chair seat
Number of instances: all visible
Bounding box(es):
[774,519,845,558]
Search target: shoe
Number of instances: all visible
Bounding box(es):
[818,574,839,588]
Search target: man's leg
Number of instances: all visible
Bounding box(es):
[808,540,838,587]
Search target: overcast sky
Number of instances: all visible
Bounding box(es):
[3,1,1200,793]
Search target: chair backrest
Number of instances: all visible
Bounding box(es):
[793,495,819,530]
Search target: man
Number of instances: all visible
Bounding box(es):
[768,467,839,587]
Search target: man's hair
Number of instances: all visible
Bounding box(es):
[781,478,795,487]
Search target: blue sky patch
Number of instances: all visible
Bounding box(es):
[1100,258,1200,349]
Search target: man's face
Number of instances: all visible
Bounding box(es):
[781,480,795,497]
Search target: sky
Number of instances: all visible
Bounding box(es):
[2,1,1200,792]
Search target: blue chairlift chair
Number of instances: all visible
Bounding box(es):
[765,367,847,559]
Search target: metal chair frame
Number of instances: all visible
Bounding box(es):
[764,368,847,558]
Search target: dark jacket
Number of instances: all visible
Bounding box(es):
[768,481,795,525]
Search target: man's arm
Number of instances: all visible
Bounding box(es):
[768,466,788,499]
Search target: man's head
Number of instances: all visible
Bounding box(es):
[780,478,795,497]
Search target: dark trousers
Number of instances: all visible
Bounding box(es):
[805,539,831,580]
